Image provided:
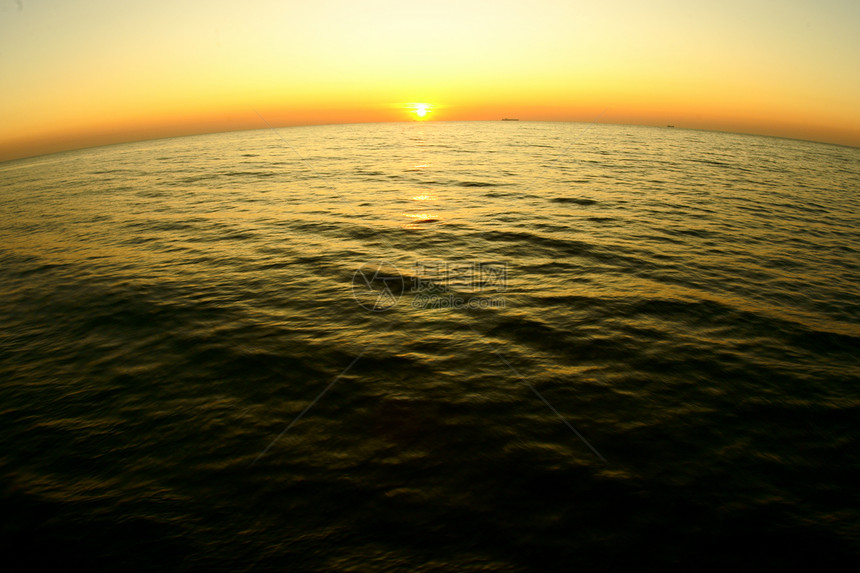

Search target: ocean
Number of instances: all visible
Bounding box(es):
[1,121,858,571]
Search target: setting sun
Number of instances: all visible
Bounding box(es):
[410,103,432,120]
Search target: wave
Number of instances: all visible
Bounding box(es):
[550,197,597,205]
[2,121,858,572]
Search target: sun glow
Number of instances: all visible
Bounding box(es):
[409,103,433,120]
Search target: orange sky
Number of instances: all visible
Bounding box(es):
[2,0,859,161]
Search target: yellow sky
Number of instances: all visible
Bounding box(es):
[1,0,859,160]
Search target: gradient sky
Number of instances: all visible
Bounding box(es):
[2,0,859,161]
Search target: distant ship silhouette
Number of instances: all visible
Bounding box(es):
[501,118,519,121]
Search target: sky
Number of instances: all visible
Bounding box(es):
[1,0,859,161]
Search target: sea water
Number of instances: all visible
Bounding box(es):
[1,122,858,571]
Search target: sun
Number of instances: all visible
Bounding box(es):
[409,102,432,120]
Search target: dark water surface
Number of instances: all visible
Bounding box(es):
[1,122,858,571]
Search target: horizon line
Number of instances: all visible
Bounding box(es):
[2,118,858,165]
